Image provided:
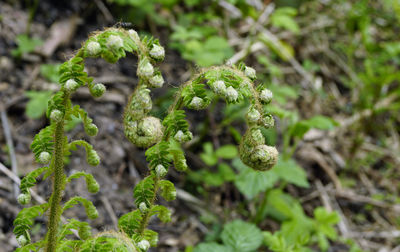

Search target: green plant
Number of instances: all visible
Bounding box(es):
[14,27,278,252]
[25,91,53,119]
[11,34,43,58]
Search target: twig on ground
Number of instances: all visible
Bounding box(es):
[100,195,119,229]
[334,189,400,212]
[316,180,350,238]
[297,145,342,190]
[94,0,113,23]
[0,161,79,238]
[1,109,19,198]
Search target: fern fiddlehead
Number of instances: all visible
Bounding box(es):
[14,26,278,252]
[14,27,165,251]
[120,62,279,250]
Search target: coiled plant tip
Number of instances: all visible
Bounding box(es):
[13,27,278,252]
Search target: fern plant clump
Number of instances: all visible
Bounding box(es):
[13,27,278,251]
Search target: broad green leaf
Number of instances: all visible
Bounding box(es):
[218,163,236,182]
[215,145,238,159]
[270,7,300,33]
[11,34,43,57]
[289,121,310,139]
[194,242,233,252]
[221,220,263,252]
[200,142,218,166]
[303,116,338,130]
[233,158,278,198]
[25,91,53,119]
[203,171,225,186]
[40,63,61,83]
[271,159,309,188]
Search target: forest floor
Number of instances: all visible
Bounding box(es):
[1,1,399,252]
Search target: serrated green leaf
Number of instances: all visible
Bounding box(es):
[25,91,53,119]
[12,34,43,57]
[40,64,61,83]
[271,159,309,188]
[233,158,278,198]
[221,220,263,252]
[194,242,233,252]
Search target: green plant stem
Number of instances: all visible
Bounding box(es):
[46,116,66,252]
[253,190,269,224]
[45,51,83,251]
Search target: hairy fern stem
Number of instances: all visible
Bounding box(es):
[46,120,65,252]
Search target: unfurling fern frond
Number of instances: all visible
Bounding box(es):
[13,204,48,246]
[66,171,100,194]
[62,196,98,220]
[30,125,55,163]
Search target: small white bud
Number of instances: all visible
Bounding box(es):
[149,74,164,88]
[137,239,150,251]
[174,130,185,143]
[39,151,51,164]
[260,89,273,104]
[245,66,256,79]
[140,116,161,136]
[17,235,28,246]
[246,108,261,123]
[50,109,63,122]
[128,29,140,41]
[149,44,165,60]
[17,193,31,205]
[86,41,101,56]
[65,79,79,92]
[212,80,226,95]
[155,164,167,177]
[138,61,154,77]
[106,35,124,50]
[189,96,204,109]
[226,86,238,102]
[139,202,147,212]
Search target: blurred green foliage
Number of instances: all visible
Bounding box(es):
[11,34,42,58]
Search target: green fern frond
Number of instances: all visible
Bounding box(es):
[150,205,171,223]
[66,171,99,194]
[19,166,50,195]
[118,210,143,237]
[13,204,49,243]
[133,176,155,207]
[159,180,176,201]
[68,140,100,166]
[62,196,98,219]
[30,125,55,163]
[145,141,171,170]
